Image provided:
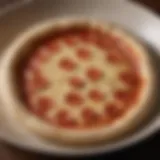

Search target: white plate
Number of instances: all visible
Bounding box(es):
[0,0,159,156]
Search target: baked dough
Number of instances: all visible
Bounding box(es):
[0,19,155,145]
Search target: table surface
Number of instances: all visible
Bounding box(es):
[0,0,159,159]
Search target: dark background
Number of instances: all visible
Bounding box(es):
[0,0,159,159]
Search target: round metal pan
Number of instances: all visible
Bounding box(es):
[0,0,159,156]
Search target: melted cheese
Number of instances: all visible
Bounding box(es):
[30,38,130,123]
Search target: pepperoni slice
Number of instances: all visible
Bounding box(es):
[59,118,77,128]
[29,57,39,70]
[25,64,39,77]
[36,76,48,88]
[105,103,123,118]
[56,109,68,120]
[82,108,99,125]
[33,72,49,90]
[24,69,49,92]
[114,90,129,101]
[93,28,103,36]
[63,35,77,46]
[24,67,34,81]
[36,47,51,62]
[66,92,84,106]
[46,41,60,53]
[25,80,36,94]
[80,31,92,42]
[119,72,140,86]
[81,30,99,43]
[77,48,91,60]
[26,95,35,110]
[59,58,77,71]
[56,110,77,128]
[128,89,139,104]
[87,67,103,81]
[97,34,115,50]
[89,89,104,102]
[107,49,123,63]
[69,76,85,88]
[36,97,53,116]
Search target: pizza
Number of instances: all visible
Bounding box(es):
[0,19,154,145]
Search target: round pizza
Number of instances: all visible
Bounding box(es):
[0,19,154,145]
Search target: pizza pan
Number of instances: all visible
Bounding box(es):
[0,0,159,156]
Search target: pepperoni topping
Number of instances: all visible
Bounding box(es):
[58,118,77,128]
[56,110,77,128]
[33,72,49,90]
[36,47,51,62]
[63,35,77,46]
[26,96,35,109]
[59,58,77,71]
[46,41,60,53]
[127,89,139,104]
[93,28,103,36]
[87,67,103,81]
[25,81,36,94]
[105,103,123,118]
[77,48,91,60]
[69,76,85,88]
[82,108,99,124]
[24,67,34,80]
[89,89,104,102]
[107,49,123,63]
[36,77,48,89]
[80,31,93,42]
[97,34,115,50]
[24,69,49,92]
[114,90,129,101]
[57,109,68,118]
[120,72,140,86]
[66,92,84,106]
[36,97,53,116]
[29,58,39,70]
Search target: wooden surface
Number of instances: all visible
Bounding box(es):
[0,0,159,159]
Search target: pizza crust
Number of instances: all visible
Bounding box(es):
[0,19,155,145]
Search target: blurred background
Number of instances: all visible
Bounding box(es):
[0,0,159,159]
